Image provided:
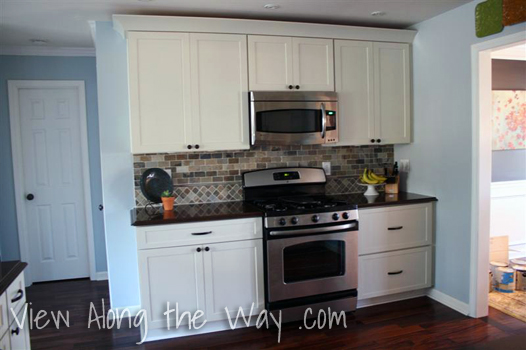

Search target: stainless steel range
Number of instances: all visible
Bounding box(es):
[243,167,358,322]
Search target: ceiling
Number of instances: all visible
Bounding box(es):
[0,0,472,49]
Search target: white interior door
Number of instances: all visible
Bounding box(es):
[9,81,92,283]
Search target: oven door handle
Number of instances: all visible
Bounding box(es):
[320,102,327,139]
[269,222,356,236]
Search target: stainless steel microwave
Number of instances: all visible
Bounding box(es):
[249,91,338,146]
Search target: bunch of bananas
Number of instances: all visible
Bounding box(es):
[360,168,387,184]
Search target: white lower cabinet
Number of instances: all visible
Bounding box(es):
[136,218,264,332]
[359,246,432,299]
[0,331,9,350]
[8,310,30,350]
[139,245,206,329]
[1,270,30,350]
[358,203,434,300]
[203,240,264,322]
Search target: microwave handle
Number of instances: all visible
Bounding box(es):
[321,102,327,139]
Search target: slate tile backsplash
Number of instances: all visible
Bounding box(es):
[134,145,394,206]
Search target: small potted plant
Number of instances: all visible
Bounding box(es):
[161,190,175,211]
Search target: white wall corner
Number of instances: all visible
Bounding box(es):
[427,288,470,315]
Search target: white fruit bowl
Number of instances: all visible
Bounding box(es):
[358,182,384,196]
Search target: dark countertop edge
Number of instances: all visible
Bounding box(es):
[0,261,28,295]
[357,196,438,209]
[132,211,264,226]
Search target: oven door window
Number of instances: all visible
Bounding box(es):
[283,240,345,283]
[256,109,322,133]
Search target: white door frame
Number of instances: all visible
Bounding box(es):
[8,80,97,285]
[469,31,526,318]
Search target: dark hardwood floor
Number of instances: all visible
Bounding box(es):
[25,279,526,350]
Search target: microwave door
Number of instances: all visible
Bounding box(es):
[250,101,326,146]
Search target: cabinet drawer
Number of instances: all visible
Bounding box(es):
[358,246,432,299]
[359,203,432,255]
[6,274,26,326]
[0,292,7,341]
[9,308,30,350]
[137,218,263,250]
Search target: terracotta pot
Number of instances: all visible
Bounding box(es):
[161,197,175,211]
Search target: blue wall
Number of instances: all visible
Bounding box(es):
[0,55,107,272]
[95,22,140,309]
[395,0,526,305]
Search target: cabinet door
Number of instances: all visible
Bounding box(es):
[0,331,9,350]
[292,38,334,91]
[335,40,375,145]
[203,240,264,322]
[190,33,249,151]
[138,245,205,329]
[248,35,293,91]
[373,42,411,144]
[128,32,193,153]
[9,309,30,350]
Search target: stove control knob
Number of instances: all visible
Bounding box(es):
[311,215,320,223]
[332,213,340,221]
[279,218,287,226]
[291,217,299,225]
[342,212,350,220]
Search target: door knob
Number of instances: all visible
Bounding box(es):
[98,205,104,211]
[26,194,34,201]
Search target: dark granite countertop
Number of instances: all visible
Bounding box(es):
[331,192,438,209]
[131,201,263,226]
[0,261,27,295]
[131,192,436,226]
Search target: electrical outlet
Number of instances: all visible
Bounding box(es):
[399,159,410,172]
[322,162,331,175]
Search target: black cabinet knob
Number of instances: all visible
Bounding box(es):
[288,85,293,89]
[370,139,375,143]
[26,194,34,201]
[195,144,200,149]
[377,139,381,143]
[187,145,193,149]
[295,85,300,89]
[205,247,210,252]
[196,247,202,252]
[98,205,104,211]
[11,327,20,336]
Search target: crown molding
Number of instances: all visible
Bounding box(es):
[0,45,96,57]
[113,14,417,44]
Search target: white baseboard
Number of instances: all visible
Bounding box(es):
[93,271,108,281]
[357,289,428,309]
[426,288,470,315]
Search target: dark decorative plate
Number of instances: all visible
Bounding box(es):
[140,168,173,204]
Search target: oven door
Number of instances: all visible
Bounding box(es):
[250,101,338,145]
[267,225,358,302]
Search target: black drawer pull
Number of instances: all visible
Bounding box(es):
[11,289,24,303]
[388,270,404,275]
[191,231,212,236]
[388,226,404,231]
[11,327,20,336]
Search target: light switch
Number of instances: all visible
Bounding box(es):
[399,159,410,172]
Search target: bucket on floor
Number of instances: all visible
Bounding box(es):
[513,265,526,291]
[510,258,526,266]
[495,267,515,293]
[490,261,508,287]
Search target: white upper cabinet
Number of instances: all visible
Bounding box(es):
[335,40,411,145]
[128,32,192,154]
[373,42,411,144]
[248,36,293,91]
[190,34,249,151]
[335,40,375,145]
[292,37,335,91]
[248,35,334,91]
[128,32,250,154]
